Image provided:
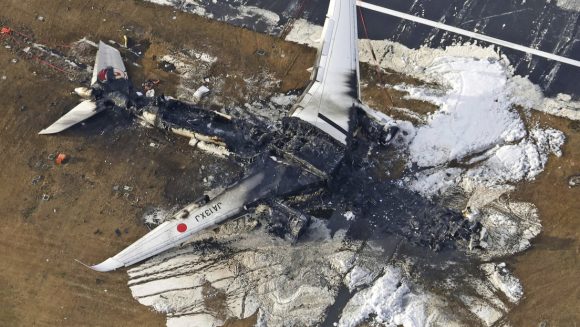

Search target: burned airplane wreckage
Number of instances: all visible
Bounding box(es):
[40,0,482,272]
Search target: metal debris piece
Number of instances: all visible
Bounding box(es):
[193,86,210,101]
[569,175,580,187]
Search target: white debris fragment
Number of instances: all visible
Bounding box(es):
[193,86,210,101]
[196,141,230,157]
[343,211,355,221]
[146,89,155,98]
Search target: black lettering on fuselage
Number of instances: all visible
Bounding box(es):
[193,202,223,223]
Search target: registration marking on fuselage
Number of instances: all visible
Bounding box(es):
[193,202,223,222]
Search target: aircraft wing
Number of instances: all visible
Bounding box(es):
[90,152,321,271]
[91,41,127,85]
[90,154,325,272]
[38,100,99,134]
[291,0,360,145]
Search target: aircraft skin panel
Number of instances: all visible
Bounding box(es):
[91,41,127,85]
[291,0,360,145]
[38,100,99,134]
[91,169,272,272]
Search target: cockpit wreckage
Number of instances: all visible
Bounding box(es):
[40,0,482,272]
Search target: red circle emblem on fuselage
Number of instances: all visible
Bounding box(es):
[177,223,188,233]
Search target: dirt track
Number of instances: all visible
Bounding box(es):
[0,0,578,326]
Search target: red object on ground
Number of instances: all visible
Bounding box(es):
[177,223,188,233]
[0,27,11,35]
[55,153,67,165]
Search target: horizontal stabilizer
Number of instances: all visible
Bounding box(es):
[38,100,98,134]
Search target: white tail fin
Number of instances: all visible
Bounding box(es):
[291,0,360,144]
[91,41,127,85]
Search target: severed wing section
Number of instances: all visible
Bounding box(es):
[38,100,99,134]
[39,41,127,135]
[291,0,360,145]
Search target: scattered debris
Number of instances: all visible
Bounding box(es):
[41,194,50,201]
[569,175,580,187]
[158,60,176,72]
[255,49,267,56]
[36,16,45,22]
[146,89,155,98]
[149,142,159,148]
[114,228,122,237]
[192,85,210,101]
